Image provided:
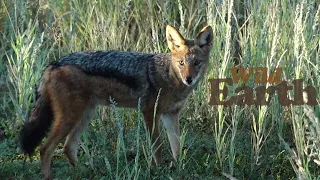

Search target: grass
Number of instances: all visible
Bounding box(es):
[0,0,320,179]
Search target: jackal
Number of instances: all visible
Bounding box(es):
[20,25,213,179]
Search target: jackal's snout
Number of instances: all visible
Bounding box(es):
[186,76,193,85]
[181,65,198,86]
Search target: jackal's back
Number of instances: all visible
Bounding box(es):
[51,50,157,90]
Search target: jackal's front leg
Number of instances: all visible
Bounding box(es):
[162,113,180,162]
[143,111,162,164]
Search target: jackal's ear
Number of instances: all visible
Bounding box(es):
[195,26,213,51]
[166,25,185,52]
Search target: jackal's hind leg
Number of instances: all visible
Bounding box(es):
[40,97,88,179]
[40,113,86,180]
[63,105,95,167]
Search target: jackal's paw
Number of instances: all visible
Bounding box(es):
[63,147,78,167]
[44,174,53,180]
[126,148,137,162]
[168,160,179,170]
[156,158,176,168]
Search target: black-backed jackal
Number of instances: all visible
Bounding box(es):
[20,25,213,179]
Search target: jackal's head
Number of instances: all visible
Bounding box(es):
[166,25,213,86]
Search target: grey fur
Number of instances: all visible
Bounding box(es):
[50,50,193,110]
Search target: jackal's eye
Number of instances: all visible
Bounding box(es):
[194,60,201,66]
[179,60,184,66]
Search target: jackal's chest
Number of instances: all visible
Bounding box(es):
[156,89,191,113]
[163,99,188,112]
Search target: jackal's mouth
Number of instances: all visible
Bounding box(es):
[181,76,198,86]
[181,71,204,86]
[182,79,192,86]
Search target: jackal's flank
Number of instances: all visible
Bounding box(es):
[20,25,213,179]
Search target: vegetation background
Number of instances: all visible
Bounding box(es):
[0,0,319,179]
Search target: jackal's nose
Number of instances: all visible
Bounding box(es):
[186,76,193,85]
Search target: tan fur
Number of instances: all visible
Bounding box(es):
[27,25,213,179]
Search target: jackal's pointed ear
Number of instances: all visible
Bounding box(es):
[166,25,185,52]
[195,26,213,52]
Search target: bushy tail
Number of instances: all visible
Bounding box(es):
[20,74,53,156]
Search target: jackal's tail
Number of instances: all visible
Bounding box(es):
[20,70,53,156]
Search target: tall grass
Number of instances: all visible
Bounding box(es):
[0,0,319,179]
